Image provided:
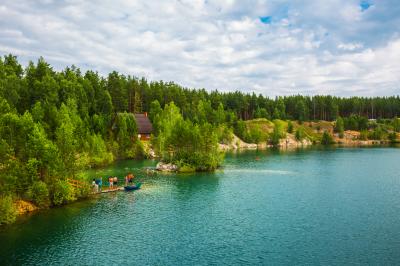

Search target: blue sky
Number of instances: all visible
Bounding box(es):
[0,0,399,96]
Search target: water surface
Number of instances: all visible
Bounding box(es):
[1,147,400,265]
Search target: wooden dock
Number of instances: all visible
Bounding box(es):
[99,187,124,193]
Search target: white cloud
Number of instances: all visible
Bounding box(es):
[0,0,399,96]
[338,42,364,51]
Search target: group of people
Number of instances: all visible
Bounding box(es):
[91,173,135,192]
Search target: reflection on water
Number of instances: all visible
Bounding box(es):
[1,147,400,265]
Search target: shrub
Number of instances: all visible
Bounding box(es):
[335,117,344,138]
[0,195,17,225]
[28,181,50,208]
[178,164,196,173]
[216,125,233,144]
[74,173,91,198]
[51,180,76,206]
[287,121,293,133]
[270,126,281,146]
[295,127,305,141]
[388,132,397,143]
[359,130,368,140]
[321,131,334,145]
[269,121,285,146]
[368,126,384,140]
[393,118,400,132]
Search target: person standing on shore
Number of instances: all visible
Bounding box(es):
[92,179,98,193]
[113,176,118,188]
[98,177,102,192]
[108,176,113,189]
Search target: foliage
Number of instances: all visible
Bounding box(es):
[51,180,76,206]
[388,132,397,143]
[392,118,400,132]
[28,181,50,208]
[335,117,344,138]
[0,195,17,225]
[216,125,233,144]
[343,115,368,131]
[152,102,223,171]
[321,131,334,145]
[74,172,91,198]
[368,126,385,140]
[270,122,285,146]
[359,130,369,140]
[295,127,305,141]
[88,134,114,167]
[287,121,293,133]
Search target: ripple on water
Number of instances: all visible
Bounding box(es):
[2,148,400,265]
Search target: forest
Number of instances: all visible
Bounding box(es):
[1,54,400,224]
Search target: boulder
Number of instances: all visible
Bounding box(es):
[156,162,178,172]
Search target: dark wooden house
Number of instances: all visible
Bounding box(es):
[134,113,153,141]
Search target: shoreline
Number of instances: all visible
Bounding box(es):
[4,142,399,225]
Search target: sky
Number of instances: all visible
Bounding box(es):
[0,0,399,96]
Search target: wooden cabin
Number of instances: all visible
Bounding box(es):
[134,112,153,141]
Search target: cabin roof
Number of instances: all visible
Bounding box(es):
[134,114,153,134]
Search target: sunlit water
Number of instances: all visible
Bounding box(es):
[1,147,400,265]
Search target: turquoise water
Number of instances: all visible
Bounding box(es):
[1,147,400,265]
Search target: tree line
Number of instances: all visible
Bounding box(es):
[1,54,399,224]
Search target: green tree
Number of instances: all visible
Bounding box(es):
[108,71,127,112]
[321,131,334,145]
[0,195,17,225]
[335,117,344,138]
[388,132,397,143]
[28,181,50,208]
[149,100,162,122]
[56,103,78,176]
[295,127,305,141]
[270,124,282,146]
[287,121,293,133]
[392,117,400,132]
[295,100,307,121]
[214,103,226,125]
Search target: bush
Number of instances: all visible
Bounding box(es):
[287,121,293,133]
[51,180,76,206]
[74,173,91,198]
[0,195,17,225]
[216,125,233,144]
[178,163,196,173]
[368,126,384,140]
[388,132,397,143]
[321,131,334,145]
[335,117,344,138]
[359,130,368,140]
[269,126,281,146]
[393,118,400,132]
[295,127,305,141]
[28,181,50,208]
[269,121,285,146]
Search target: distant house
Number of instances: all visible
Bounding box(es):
[134,112,153,141]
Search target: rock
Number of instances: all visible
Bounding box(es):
[156,162,178,172]
[219,134,258,151]
[279,134,312,148]
[148,148,157,158]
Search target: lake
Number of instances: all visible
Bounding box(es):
[1,147,400,265]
